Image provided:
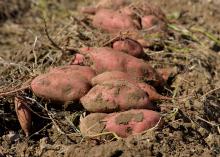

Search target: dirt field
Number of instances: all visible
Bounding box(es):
[0,0,219,156]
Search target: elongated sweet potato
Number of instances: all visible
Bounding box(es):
[91,71,170,101]
[80,109,162,138]
[81,80,153,113]
[15,97,32,136]
[93,9,138,33]
[112,38,144,57]
[31,66,95,102]
[72,47,164,87]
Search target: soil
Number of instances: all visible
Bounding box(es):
[0,0,220,157]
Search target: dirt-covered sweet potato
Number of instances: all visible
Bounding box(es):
[71,47,164,87]
[112,38,144,57]
[92,9,138,33]
[91,71,170,101]
[80,109,162,138]
[80,80,153,113]
[31,66,94,102]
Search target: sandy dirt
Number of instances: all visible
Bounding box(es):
[0,0,219,156]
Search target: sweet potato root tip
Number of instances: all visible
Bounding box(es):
[137,82,171,101]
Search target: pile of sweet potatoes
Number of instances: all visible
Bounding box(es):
[15,0,174,138]
[82,0,167,48]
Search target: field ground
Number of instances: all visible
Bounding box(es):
[0,0,219,156]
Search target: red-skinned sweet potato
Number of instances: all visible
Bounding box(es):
[71,47,164,87]
[80,109,162,138]
[31,65,95,102]
[92,9,138,33]
[112,38,144,57]
[80,80,153,113]
[15,97,32,137]
[91,71,170,101]
[141,15,166,33]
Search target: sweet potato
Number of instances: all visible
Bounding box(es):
[31,66,94,102]
[15,97,32,136]
[141,15,166,33]
[91,71,170,101]
[93,9,138,33]
[80,80,153,113]
[72,47,164,87]
[112,38,144,57]
[80,109,162,138]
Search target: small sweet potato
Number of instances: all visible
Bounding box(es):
[141,15,166,33]
[112,38,144,57]
[80,80,153,113]
[15,97,32,136]
[31,66,94,102]
[92,71,170,101]
[72,47,164,87]
[93,9,138,33]
[80,109,162,138]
